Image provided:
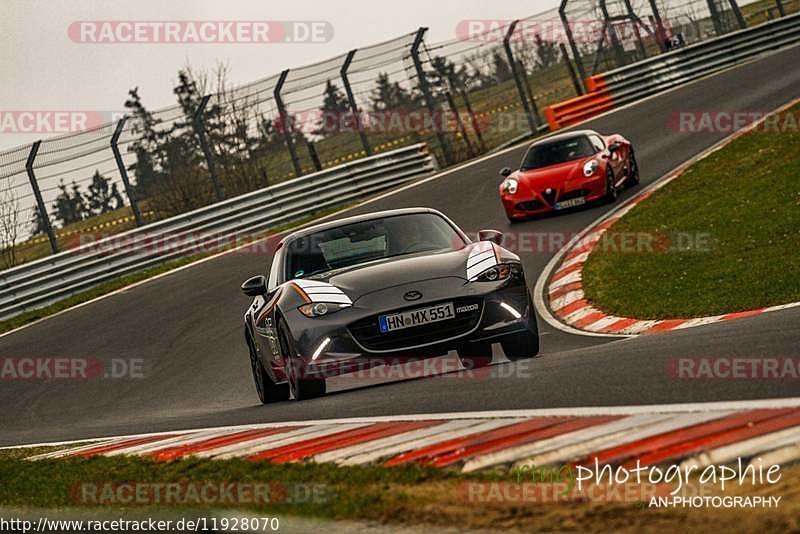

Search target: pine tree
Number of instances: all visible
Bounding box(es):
[370,73,419,112]
[317,80,351,137]
[492,51,513,83]
[52,181,87,226]
[29,205,46,237]
[86,170,124,215]
[124,87,163,198]
[534,34,560,69]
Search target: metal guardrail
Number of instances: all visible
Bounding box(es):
[0,144,437,321]
[544,12,800,129]
[599,11,800,107]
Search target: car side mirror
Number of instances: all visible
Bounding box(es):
[478,229,503,245]
[241,275,267,297]
[608,142,621,152]
[499,167,512,177]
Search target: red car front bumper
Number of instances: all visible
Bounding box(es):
[501,174,606,220]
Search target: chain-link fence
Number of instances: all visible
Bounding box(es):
[0,0,782,270]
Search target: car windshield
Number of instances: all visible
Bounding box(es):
[520,136,596,170]
[284,213,466,280]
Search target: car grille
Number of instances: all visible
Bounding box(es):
[515,199,543,211]
[558,188,591,202]
[348,297,483,352]
[541,189,558,206]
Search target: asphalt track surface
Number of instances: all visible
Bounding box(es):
[2,47,799,446]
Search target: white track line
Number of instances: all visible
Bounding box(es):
[756,444,800,467]
[509,414,671,467]
[211,423,370,460]
[681,426,800,470]
[27,439,119,460]
[324,419,520,466]
[192,425,330,459]
[103,429,233,457]
[8,398,800,451]
[511,412,733,470]
[463,411,730,472]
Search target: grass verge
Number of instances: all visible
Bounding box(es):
[1,448,799,532]
[582,102,800,318]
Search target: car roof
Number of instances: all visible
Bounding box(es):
[528,129,599,147]
[281,207,440,243]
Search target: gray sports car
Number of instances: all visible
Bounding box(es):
[242,207,539,402]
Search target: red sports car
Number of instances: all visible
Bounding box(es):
[498,129,639,222]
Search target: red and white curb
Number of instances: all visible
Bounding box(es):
[542,97,800,337]
[14,399,800,473]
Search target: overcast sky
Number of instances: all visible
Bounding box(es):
[0,0,558,151]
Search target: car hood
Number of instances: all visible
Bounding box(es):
[514,158,592,188]
[311,247,475,301]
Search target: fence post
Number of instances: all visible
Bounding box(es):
[503,20,537,133]
[560,43,584,96]
[728,0,747,28]
[459,87,486,153]
[647,0,669,52]
[443,90,475,158]
[559,0,587,81]
[110,117,144,227]
[307,140,322,171]
[707,0,726,36]
[600,0,627,67]
[410,27,453,166]
[25,141,58,254]
[193,95,225,201]
[622,0,648,59]
[341,49,372,157]
[274,69,303,178]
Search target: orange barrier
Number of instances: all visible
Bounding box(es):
[544,74,614,131]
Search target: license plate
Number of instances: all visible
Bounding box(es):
[379,302,455,333]
[555,197,586,210]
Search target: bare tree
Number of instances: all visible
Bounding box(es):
[0,184,21,268]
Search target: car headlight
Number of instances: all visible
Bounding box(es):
[298,302,350,318]
[472,263,521,282]
[502,178,518,195]
[583,160,599,177]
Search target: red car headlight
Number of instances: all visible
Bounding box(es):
[501,178,519,195]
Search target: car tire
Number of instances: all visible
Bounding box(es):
[457,343,493,370]
[278,319,326,400]
[604,167,618,203]
[247,332,289,404]
[627,148,640,186]
[500,330,540,361]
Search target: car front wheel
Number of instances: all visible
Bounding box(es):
[500,330,540,360]
[278,319,326,400]
[247,332,289,404]
[627,148,640,186]
[604,168,619,203]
